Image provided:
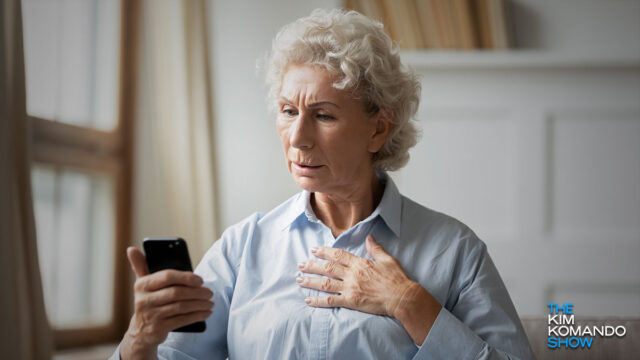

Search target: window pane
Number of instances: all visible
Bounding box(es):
[31,164,115,329]
[22,0,121,131]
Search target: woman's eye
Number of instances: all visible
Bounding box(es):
[281,108,297,117]
[317,113,335,121]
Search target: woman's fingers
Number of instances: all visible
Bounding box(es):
[152,299,214,321]
[299,235,418,317]
[305,295,345,308]
[365,235,392,261]
[127,246,149,278]
[311,246,358,266]
[141,285,214,308]
[129,284,214,348]
[162,310,212,333]
[136,269,204,292]
[298,260,346,279]
[296,276,342,293]
[124,246,214,352]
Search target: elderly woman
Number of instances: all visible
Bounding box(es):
[115,9,534,360]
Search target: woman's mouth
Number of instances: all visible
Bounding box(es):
[292,162,323,175]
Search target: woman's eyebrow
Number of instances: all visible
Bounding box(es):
[278,96,293,104]
[309,101,340,109]
[279,96,340,109]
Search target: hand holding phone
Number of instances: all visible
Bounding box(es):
[121,242,213,359]
[143,237,208,332]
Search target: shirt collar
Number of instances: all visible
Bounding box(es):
[277,192,308,230]
[375,173,402,237]
[279,172,402,237]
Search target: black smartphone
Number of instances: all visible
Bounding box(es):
[143,237,207,333]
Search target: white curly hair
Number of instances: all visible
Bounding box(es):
[264,8,421,171]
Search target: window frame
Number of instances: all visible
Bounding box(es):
[27,0,139,349]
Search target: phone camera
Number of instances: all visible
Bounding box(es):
[168,243,173,248]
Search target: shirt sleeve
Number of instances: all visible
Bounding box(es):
[157,216,258,360]
[108,344,120,360]
[413,238,536,360]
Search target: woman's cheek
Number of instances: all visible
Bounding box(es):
[276,120,291,146]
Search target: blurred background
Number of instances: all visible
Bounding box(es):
[5,0,639,357]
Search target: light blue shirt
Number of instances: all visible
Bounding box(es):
[115,174,534,359]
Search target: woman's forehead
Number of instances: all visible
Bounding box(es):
[279,64,343,102]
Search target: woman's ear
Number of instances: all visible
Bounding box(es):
[368,109,393,153]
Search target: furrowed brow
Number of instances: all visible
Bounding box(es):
[309,101,340,109]
[278,97,340,109]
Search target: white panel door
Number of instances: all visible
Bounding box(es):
[393,66,640,316]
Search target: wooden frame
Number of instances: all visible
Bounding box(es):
[29,0,139,349]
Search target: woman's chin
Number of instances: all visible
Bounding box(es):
[292,175,325,193]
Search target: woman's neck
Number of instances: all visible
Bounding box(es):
[311,172,384,238]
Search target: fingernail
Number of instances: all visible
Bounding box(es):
[305,297,312,305]
[296,276,303,284]
[297,261,305,269]
[310,247,318,254]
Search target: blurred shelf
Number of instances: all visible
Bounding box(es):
[400,50,640,70]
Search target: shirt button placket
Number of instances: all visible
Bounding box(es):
[308,309,330,360]
[307,225,331,360]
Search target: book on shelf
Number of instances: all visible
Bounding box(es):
[486,0,510,49]
[454,0,477,49]
[347,0,387,35]
[434,0,457,49]
[414,0,439,48]
[345,0,511,50]
[475,0,494,48]
[380,0,425,49]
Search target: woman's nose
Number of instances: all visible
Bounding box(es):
[289,114,313,149]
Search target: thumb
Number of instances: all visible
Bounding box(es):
[127,246,150,278]
[366,235,390,261]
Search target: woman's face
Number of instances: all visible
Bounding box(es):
[276,64,389,195]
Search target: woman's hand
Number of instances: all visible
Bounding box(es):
[297,235,441,345]
[120,247,214,360]
[297,235,411,316]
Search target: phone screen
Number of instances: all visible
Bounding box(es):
[143,237,206,332]
[144,238,193,273]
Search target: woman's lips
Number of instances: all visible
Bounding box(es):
[292,162,324,176]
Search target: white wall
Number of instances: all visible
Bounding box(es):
[206,0,640,316]
[510,0,640,57]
